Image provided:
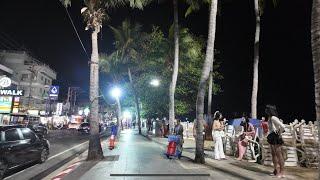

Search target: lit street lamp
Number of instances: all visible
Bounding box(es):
[150,79,160,87]
[110,87,121,98]
[110,86,122,131]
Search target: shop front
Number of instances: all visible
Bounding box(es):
[0,88,24,125]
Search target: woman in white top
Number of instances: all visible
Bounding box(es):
[212,111,226,160]
[265,105,285,178]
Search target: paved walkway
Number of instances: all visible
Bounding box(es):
[61,129,238,180]
[142,129,318,180]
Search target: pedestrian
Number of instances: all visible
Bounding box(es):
[236,113,255,161]
[212,111,226,160]
[174,119,184,157]
[265,105,286,178]
[193,118,207,143]
[147,119,152,132]
[261,117,269,136]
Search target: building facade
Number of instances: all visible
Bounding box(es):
[0,50,57,111]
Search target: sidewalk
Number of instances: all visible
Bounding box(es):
[56,129,241,180]
[142,129,317,180]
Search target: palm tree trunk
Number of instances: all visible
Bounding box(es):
[206,69,213,140]
[311,0,320,174]
[128,68,141,134]
[195,0,218,164]
[116,97,122,134]
[87,29,103,160]
[169,0,179,134]
[251,0,260,119]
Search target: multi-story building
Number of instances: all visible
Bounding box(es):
[0,50,57,110]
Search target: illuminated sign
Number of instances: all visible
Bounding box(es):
[0,77,11,88]
[28,110,39,115]
[0,96,12,113]
[56,103,63,116]
[0,89,24,96]
[49,86,59,100]
[12,97,20,113]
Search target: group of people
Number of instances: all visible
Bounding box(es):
[193,105,286,178]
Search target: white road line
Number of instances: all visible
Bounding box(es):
[48,141,88,160]
[4,141,89,180]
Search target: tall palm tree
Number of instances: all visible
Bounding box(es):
[250,0,260,119]
[251,0,278,118]
[60,0,148,160]
[311,0,320,172]
[109,20,143,134]
[168,0,180,134]
[195,0,218,163]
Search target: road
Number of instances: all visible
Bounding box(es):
[3,132,91,179]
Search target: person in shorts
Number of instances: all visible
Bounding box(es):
[265,105,285,178]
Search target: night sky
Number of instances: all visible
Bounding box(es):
[0,0,315,123]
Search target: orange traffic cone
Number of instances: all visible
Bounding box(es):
[109,135,115,150]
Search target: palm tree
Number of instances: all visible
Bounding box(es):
[60,0,148,160]
[195,0,218,163]
[168,0,180,134]
[109,20,143,134]
[250,0,260,119]
[251,0,278,118]
[311,0,320,171]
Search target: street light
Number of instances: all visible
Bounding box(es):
[150,79,160,87]
[123,110,132,119]
[110,87,122,98]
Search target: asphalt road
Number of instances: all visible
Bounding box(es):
[3,132,91,179]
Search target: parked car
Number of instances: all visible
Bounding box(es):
[78,122,90,134]
[77,123,106,134]
[27,123,48,137]
[0,125,50,179]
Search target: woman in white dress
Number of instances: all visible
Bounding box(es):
[212,111,226,160]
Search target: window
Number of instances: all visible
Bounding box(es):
[41,76,44,81]
[21,128,37,140]
[21,74,28,80]
[5,129,21,141]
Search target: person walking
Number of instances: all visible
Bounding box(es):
[265,105,286,178]
[236,113,255,161]
[174,119,184,158]
[212,111,226,160]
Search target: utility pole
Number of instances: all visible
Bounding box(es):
[66,87,80,115]
[27,63,37,109]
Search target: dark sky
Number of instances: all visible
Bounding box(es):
[0,0,315,122]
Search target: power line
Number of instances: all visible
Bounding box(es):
[0,34,17,50]
[0,32,21,48]
[58,1,90,60]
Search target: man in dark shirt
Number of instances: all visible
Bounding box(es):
[174,119,184,158]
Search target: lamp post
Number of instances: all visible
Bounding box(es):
[150,79,160,87]
[110,87,122,132]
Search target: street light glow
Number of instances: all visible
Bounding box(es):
[150,79,160,87]
[111,87,121,98]
[84,107,90,116]
[123,110,132,119]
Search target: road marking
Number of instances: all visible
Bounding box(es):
[48,141,88,160]
[4,141,89,180]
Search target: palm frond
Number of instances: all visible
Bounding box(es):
[59,0,71,7]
